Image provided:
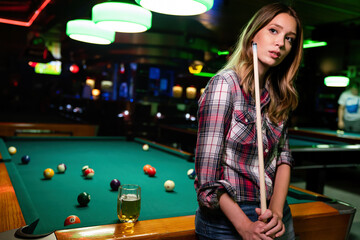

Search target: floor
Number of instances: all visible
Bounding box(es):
[291,167,360,240]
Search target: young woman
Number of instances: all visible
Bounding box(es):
[194,3,303,240]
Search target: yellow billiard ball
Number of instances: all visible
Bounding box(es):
[8,146,17,155]
[43,168,55,179]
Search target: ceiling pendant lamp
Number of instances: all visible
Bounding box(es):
[66,20,115,45]
[92,2,152,33]
[135,0,214,16]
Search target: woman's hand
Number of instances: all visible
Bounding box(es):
[256,208,285,238]
[237,216,275,240]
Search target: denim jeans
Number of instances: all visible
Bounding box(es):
[195,201,295,240]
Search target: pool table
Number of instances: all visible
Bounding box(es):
[289,127,360,144]
[0,136,356,240]
[158,123,360,193]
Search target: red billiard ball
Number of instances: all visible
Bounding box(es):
[143,164,152,174]
[64,215,81,226]
[110,179,121,191]
[82,165,89,175]
[147,166,156,177]
[84,168,95,178]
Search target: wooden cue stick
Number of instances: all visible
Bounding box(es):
[252,43,267,214]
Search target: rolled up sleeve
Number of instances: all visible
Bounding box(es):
[276,127,294,168]
[195,75,236,209]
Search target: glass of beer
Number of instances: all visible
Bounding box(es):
[117,184,141,223]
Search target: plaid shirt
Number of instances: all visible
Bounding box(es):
[194,69,294,209]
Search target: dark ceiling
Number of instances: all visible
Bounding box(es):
[1,0,360,69]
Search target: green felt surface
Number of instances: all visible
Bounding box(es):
[3,137,197,234]
[1,137,320,235]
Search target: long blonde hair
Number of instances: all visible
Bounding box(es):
[220,3,303,123]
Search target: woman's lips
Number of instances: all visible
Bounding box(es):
[269,51,280,59]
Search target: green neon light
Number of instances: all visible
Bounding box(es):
[92,2,152,33]
[66,19,115,45]
[217,51,229,56]
[135,0,213,16]
[324,76,350,87]
[303,40,328,49]
[194,72,215,77]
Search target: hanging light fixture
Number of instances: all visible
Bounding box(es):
[135,0,214,16]
[324,76,350,87]
[66,20,115,45]
[92,2,152,33]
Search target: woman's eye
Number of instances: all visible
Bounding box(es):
[269,28,277,34]
[286,36,294,44]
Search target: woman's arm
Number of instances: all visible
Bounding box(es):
[258,163,291,238]
[195,74,236,209]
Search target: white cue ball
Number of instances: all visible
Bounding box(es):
[8,146,17,155]
[57,163,66,173]
[164,180,175,192]
[142,144,149,151]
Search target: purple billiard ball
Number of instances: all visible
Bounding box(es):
[21,155,30,164]
[110,179,121,191]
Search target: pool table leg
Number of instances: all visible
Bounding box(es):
[306,168,326,194]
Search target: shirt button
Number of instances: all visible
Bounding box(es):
[262,129,266,134]
[245,119,248,123]
[265,149,269,153]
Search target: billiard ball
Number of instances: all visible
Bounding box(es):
[64,215,81,226]
[82,165,89,175]
[84,168,95,178]
[147,166,156,177]
[57,163,67,173]
[187,169,196,179]
[143,164,152,174]
[164,180,175,191]
[110,179,121,191]
[142,144,149,151]
[77,192,91,206]
[21,155,30,164]
[8,146,17,155]
[43,168,55,179]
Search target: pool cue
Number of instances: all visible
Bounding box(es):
[252,42,267,214]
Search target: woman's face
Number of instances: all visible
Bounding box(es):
[252,13,297,73]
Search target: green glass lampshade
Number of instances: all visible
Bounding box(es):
[92,2,152,33]
[66,20,115,45]
[135,0,213,16]
[324,76,350,87]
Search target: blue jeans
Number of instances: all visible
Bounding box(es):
[195,201,295,240]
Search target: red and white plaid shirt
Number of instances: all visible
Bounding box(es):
[194,69,294,209]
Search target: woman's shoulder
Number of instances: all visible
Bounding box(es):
[214,69,241,88]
